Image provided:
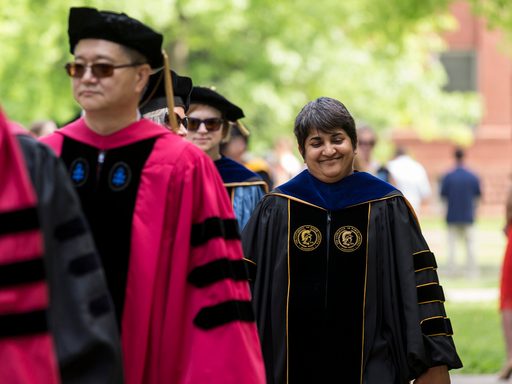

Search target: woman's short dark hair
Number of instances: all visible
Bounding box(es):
[294,97,357,156]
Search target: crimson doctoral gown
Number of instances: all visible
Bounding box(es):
[42,118,265,384]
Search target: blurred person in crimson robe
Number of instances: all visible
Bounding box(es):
[0,108,122,384]
[499,174,512,380]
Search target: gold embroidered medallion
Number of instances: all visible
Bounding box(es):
[334,226,362,252]
[293,225,322,251]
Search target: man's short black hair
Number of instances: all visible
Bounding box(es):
[455,147,465,160]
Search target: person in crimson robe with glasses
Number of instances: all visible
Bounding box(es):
[186,86,268,230]
[0,108,122,384]
[241,97,462,384]
[41,7,265,384]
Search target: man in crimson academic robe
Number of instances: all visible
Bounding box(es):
[41,7,265,384]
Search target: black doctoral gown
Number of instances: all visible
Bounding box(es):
[242,170,462,384]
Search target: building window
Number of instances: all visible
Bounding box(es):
[439,50,477,92]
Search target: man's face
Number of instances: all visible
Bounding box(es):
[72,39,149,113]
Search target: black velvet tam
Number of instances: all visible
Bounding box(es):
[190,87,244,121]
[68,7,163,69]
[140,70,193,113]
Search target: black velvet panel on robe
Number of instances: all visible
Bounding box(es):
[287,200,369,383]
[60,137,156,325]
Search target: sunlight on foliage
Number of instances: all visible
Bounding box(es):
[0,0,497,151]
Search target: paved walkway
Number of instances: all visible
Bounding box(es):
[451,374,503,383]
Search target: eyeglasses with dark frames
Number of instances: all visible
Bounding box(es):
[185,117,225,132]
[64,62,146,79]
[164,112,187,128]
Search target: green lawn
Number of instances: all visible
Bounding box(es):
[420,215,506,276]
[446,301,504,374]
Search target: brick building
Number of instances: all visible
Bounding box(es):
[392,0,512,217]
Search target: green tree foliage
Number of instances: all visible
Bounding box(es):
[469,0,512,43]
[0,0,483,149]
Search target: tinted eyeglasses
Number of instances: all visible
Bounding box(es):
[164,112,187,128]
[358,140,376,147]
[186,117,225,132]
[64,62,145,79]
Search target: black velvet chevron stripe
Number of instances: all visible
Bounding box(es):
[68,253,101,277]
[190,217,240,246]
[54,217,87,242]
[417,283,445,304]
[421,317,454,336]
[0,207,39,235]
[0,309,48,338]
[188,258,250,288]
[194,300,255,330]
[88,295,111,318]
[0,257,45,288]
[414,251,437,272]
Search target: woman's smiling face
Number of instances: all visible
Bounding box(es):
[302,127,355,183]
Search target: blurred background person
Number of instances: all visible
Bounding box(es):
[387,146,431,215]
[440,147,482,277]
[221,121,248,164]
[269,136,303,186]
[499,173,512,380]
[221,121,274,190]
[355,123,392,183]
[29,120,57,138]
[355,124,379,174]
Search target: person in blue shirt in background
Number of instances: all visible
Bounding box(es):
[440,147,482,277]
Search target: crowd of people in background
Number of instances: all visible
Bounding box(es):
[9,4,512,384]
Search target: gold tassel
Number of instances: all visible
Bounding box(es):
[236,120,250,137]
[162,49,178,133]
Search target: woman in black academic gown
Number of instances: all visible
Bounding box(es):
[241,97,462,384]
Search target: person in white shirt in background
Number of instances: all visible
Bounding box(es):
[387,146,431,215]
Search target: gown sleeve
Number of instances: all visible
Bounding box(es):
[149,147,266,384]
[379,196,462,380]
[18,135,124,384]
